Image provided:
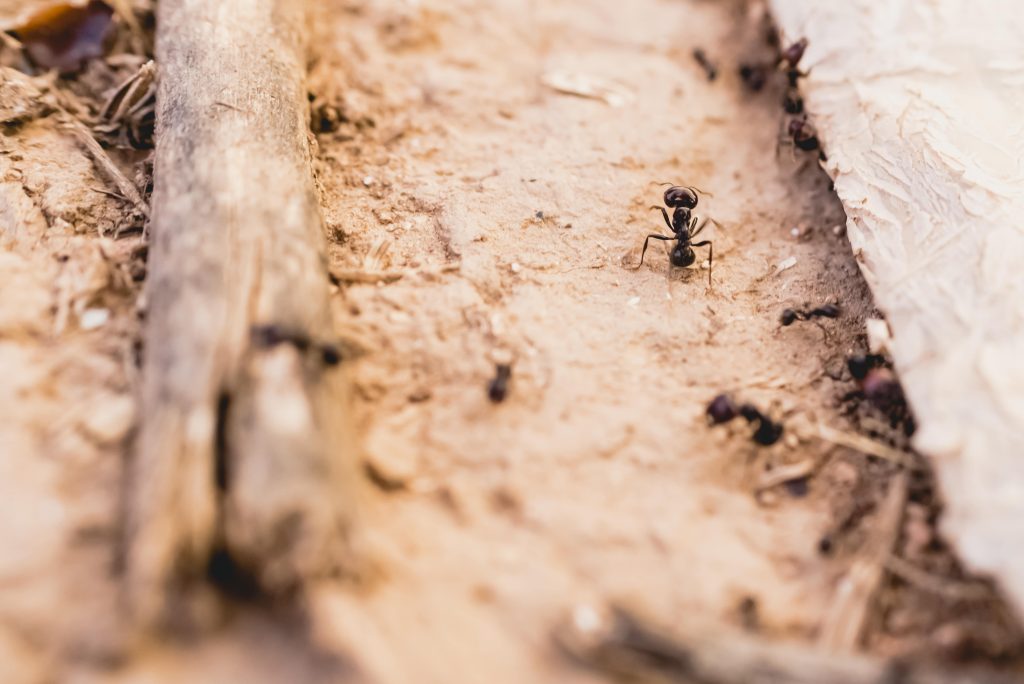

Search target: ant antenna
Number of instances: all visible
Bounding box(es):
[656,181,714,197]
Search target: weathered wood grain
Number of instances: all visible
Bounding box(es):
[768,0,1024,616]
[128,0,357,625]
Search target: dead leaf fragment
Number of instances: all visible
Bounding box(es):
[9,0,114,72]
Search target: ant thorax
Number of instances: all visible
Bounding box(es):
[672,206,692,233]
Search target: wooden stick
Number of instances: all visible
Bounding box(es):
[556,604,1019,684]
[818,472,908,650]
[127,0,358,625]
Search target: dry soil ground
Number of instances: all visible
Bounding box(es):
[0,0,1021,682]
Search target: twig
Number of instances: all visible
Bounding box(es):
[556,604,1018,684]
[330,263,461,284]
[757,457,820,491]
[818,472,908,651]
[885,555,994,602]
[127,0,359,627]
[804,423,922,470]
[63,119,149,218]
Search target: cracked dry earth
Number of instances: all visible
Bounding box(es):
[1,0,1022,681]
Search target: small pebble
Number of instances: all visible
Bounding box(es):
[776,256,798,273]
[79,308,110,330]
[510,262,522,274]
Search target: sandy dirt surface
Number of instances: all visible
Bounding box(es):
[0,0,1021,682]
[304,0,1021,680]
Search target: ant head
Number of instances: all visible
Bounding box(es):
[787,117,811,136]
[782,37,808,66]
[661,184,699,209]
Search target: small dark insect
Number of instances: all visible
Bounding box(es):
[251,324,342,367]
[636,183,717,286]
[847,353,887,381]
[739,403,784,446]
[787,116,820,152]
[778,37,809,87]
[320,344,343,366]
[488,363,512,403]
[776,38,810,120]
[738,63,769,92]
[846,354,915,434]
[738,596,760,632]
[780,303,841,326]
[706,393,737,424]
[706,394,784,446]
[692,48,717,81]
[782,87,803,115]
[848,356,902,410]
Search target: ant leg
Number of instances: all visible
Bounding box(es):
[638,234,674,268]
[690,216,708,239]
[649,206,673,232]
[692,240,713,286]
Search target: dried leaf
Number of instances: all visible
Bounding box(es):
[10,0,113,72]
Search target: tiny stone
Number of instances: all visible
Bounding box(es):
[79,308,110,331]
[80,394,136,445]
[572,604,604,635]
[510,262,522,274]
[362,175,375,186]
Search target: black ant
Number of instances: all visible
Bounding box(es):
[778,37,809,87]
[706,394,783,446]
[774,38,821,152]
[487,363,512,403]
[636,184,716,286]
[251,324,342,367]
[846,354,914,433]
[780,303,840,326]
[778,115,825,161]
[691,48,717,81]
[738,63,769,92]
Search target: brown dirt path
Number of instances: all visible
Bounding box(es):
[2,0,1020,681]
[304,0,903,680]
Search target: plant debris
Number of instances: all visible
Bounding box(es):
[8,0,114,72]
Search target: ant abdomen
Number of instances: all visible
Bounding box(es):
[671,246,696,268]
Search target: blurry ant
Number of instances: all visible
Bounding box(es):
[780,303,840,326]
[636,183,718,286]
[251,324,342,367]
[778,115,825,161]
[846,354,914,433]
[691,48,717,81]
[778,37,809,87]
[738,63,769,92]
[706,394,783,446]
[487,363,512,403]
[778,37,808,113]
